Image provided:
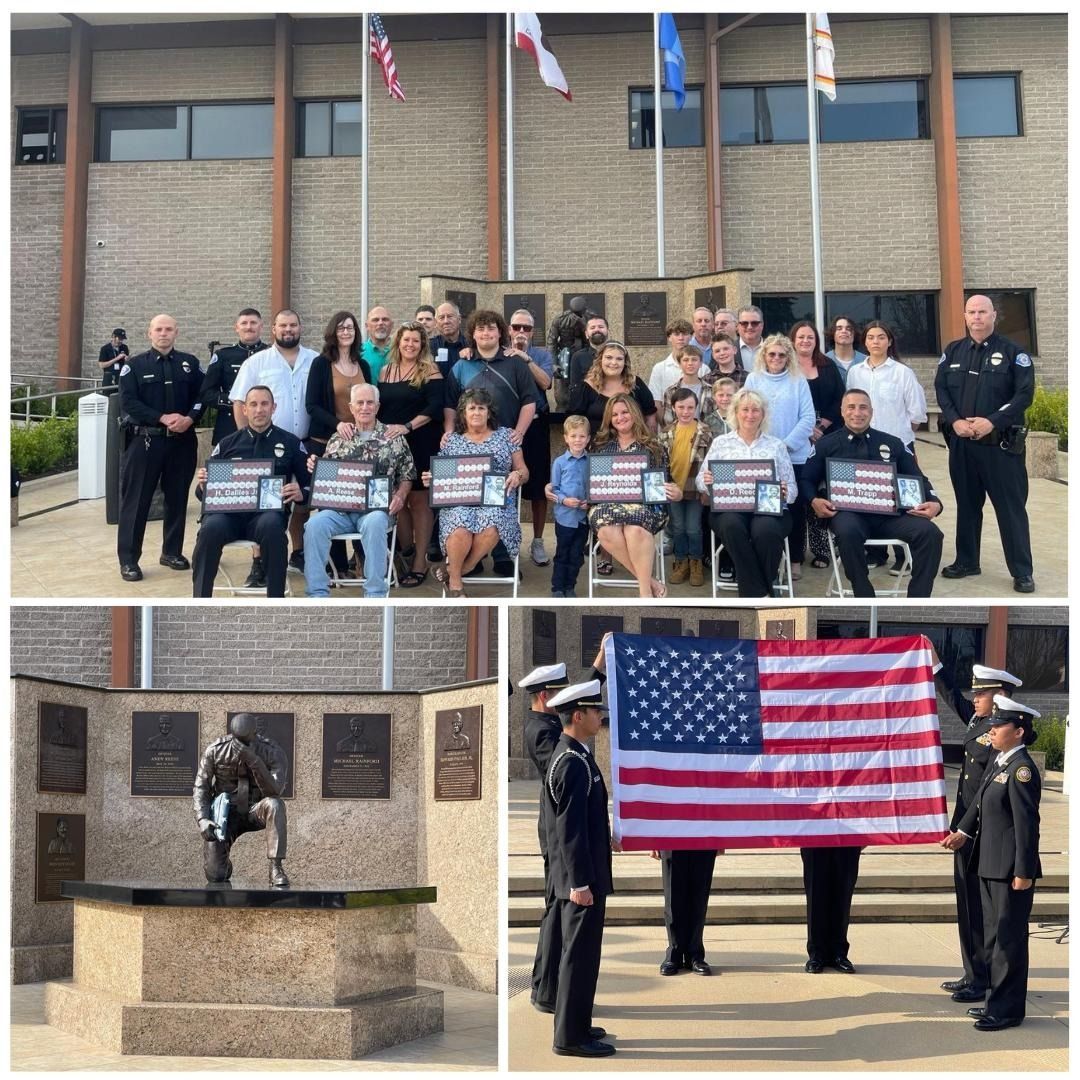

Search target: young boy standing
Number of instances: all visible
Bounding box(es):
[545,416,591,597]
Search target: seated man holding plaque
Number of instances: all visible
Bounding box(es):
[191,385,310,598]
[799,388,943,597]
[304,382,416,598]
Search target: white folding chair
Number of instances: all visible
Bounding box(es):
[213,540,293,597]
[826,532,912,598]
[709,532,793,598]
[438,489,520,597]
[587,532,666,597]
[326,516,399,591]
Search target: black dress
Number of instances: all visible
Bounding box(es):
[376,374,444,487]
[567,377,657,431]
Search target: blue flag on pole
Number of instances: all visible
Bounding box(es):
[658,13,686,110]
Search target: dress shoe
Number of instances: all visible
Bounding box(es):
[805,958,824,974]
[531,999,555,1015]
[830,956,856,974]
[553,1039,616,1057]
[1013,576,1035,593]
[659,960,681,976]
[690,960,712,976]
[269,860,289,888]
[588,1026,608,1039]
[159,553,190,570]
[120,563,143,582]
[941,562,981,579]
[244,556,267,588]
[940,977,971,993]
[974,1015,1023,1032]
[966,1007,987,1018]
[493,559,516,577]
[951,986,986,1003]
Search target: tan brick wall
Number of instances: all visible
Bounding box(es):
[91,47,275,102]
[952,14,1066,385]
[12,52,69,104]
[81,161,273,374]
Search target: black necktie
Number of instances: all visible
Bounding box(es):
[958,341,982,417]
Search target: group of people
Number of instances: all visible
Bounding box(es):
[518,649,1045,1057]
[111,294,1035,598]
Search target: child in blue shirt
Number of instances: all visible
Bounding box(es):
[545,415,590,597]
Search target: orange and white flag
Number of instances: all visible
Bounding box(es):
[814,13,836,102]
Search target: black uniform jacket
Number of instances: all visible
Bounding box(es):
[951,717,995,830]
[200,340,266,409]
[119,349,204,427]
[526,710,563,857]
[545,733,614,899]
[934,332,1035,435]
[955,748,1042,881]
[198,424,311,504]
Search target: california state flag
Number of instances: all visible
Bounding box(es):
[515,13,572,100]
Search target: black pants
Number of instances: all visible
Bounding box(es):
[829,510,943,597]
[661,849,717,965]
[531,853,562,1010]
[191,510,290,597]
[981,876,1035,1020]
[552,522,589,594]
[789,462,808,562]
[801,846,861,961]
[954,848,988,990]
[553,894,606,1049]
[211,409,238,447]
[202,797,287,882]
[117,431,197,566]
[711,510,791,597]
[948,438,1032,578]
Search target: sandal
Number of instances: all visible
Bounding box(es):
[399,569,429,589]
[811,558,830,570]
[447,587,467,598]
[597,559,613,576]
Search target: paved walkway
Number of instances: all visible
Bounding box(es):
[11,435,1067,599]
[12,979,496,1071]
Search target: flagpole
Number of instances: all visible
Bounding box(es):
[361,13,370,320]
[653,13,665,277]
[806,13,824,335]
[506,14,515,280]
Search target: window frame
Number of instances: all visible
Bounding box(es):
[627,83,706,150]
[295,97,365,158]
[953,72,1023,138]
[15,105,67,165]
[964,288,1038,356]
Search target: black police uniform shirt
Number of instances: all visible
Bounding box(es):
[525,710,563,857]
[200,340,267,410]
[798,425,942,509]
[935,332,1035,438]
[118,349,204,428]
[200,424,311,504]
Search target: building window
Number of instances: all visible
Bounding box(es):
[1006,626,1068,693]
[629,86,704,149]
[954,75,1021,137]
[297,100,363,157]
[720,85,807,145]
[753,292,940,355]
[965,289,1037,354]
[96,104,273,162]
[16,107,66,164]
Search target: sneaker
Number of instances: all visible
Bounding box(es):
[288,550,305,574]
[493,559,515,577]
[551,590,566,598]
[243,557,266,588]
[719,566,736,583]
[530,538,550,566]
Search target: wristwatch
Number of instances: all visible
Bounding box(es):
[404,421,413,432]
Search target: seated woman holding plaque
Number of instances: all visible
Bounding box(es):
[423,387,527,597]
[588,393,681,598]
[696,388,797,598]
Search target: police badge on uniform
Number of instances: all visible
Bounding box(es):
[181,360,192,373]
[274,442,285,458]
[990,352,1004,367]
[993,772,1009,784]
[879,444,891,461]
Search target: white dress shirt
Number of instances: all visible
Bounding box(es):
[648,353,711,403]
[846,356,927,448]
[230,344,319,439]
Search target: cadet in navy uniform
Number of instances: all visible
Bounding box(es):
[935,663,1021,1002]
[545,679,615,1058]
[190,385,310,597]
[801,388,943,597]
[935,295,1036,593]
[199,307,267,446]
[518,663,570,1014]
[943,697,1042,1030]
[116,313,204,581]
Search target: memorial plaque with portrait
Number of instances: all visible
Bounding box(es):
[588,453,648,503]
[699,619,740,639]
[532,609,558,665]
[641,616,682,637]
[766,619,796,640]
[36,812,85,903]
[321,713,392,799]
[623,291,668,346]
[434,706,482,801]
[130,711,199,797]
[445,290,476,319]
[224,712,295,798]
[562,292,606,321]
[204,459,275,512]
[580,615,625,667]
[38,702,87,794]
[429,455,494,508]
[708,459,776,512]
[310,458,375,512]
[503,293,547,336]
[826,459,899,515]
[694,286,727,314]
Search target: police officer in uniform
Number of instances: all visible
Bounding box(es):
[800,388,944,596]
[199,307,267,446]
[545,679,615,1058]
[116,313,204,582]
[935,663,1021,1002]
[935,294,1036,593]
[190,385,310,597]
[518,662,570,1014]
[943,697,1041,1030]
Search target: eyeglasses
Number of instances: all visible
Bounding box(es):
[510,323,534,332]
[739,320,762,328]
[765,351,788,359]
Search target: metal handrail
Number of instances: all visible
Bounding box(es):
[10,382,109,426]
[11,373,101,385]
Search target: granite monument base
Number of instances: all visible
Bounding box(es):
[43,881,443,1060]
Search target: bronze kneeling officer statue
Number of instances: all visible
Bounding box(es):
[193,713,289,887]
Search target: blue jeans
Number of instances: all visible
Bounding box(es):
[304,509,391,597]
[668,499,704,559]
[552,522,589,594]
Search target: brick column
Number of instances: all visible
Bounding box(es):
[271,14,294,314]
[984,607,1008,669]
[110,606,136,688]
[465,607,493,681]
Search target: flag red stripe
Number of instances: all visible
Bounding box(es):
[758,636,927,657]
[760,666,925,691]
[618,762,944,789]
[763,729,941,754]
[515,30,573,101]
[620,830,946,851]
[620,795,948,822]
[760,696,938,722]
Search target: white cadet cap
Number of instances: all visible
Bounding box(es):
[970,664,1022,692]
[517,663,568,693]
[547,679,608,713]
[990,695,1040,722]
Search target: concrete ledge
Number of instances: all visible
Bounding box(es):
[1026,430,1059,479]
[44,979,444,1059]
[11,943,72,985]
[417,945,497,995]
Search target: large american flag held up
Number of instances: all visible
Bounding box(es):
[826,459,898,515]
[370,14,406,102]
[606,632,948,850]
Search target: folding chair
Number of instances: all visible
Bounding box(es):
[709,532,794,599]
[438,489,521,597]
[826,533,912,598]
[587,532,666,597]
[326,516,399,592]
[213,540,293,597]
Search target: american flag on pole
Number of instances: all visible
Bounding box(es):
[370,14,405,102]
[606,632,948,850]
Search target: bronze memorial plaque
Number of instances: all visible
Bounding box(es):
[641,616,682,637]
[562,292,606,320]
[580,614,625,667]
[37,702,87,794]
[224,712,295,798]
[434,705,482,801]
[503,293,547,336]
[130,711,200,797]
[694,286,727,313]
[766,619,796,641]
[445,289,477,319]
[321,713,392,799]
[35,812,86,903]
[532,609,558,665]
[623,291,668,346]
[699,619,740,639]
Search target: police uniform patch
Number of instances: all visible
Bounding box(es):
[976,732,992,746]
[274,442,285,458]
[119,364,130,377]
[1016,766,1032,783]
[938,352,947,365]
[209,354,219,366]
[1016,352,1032,367]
